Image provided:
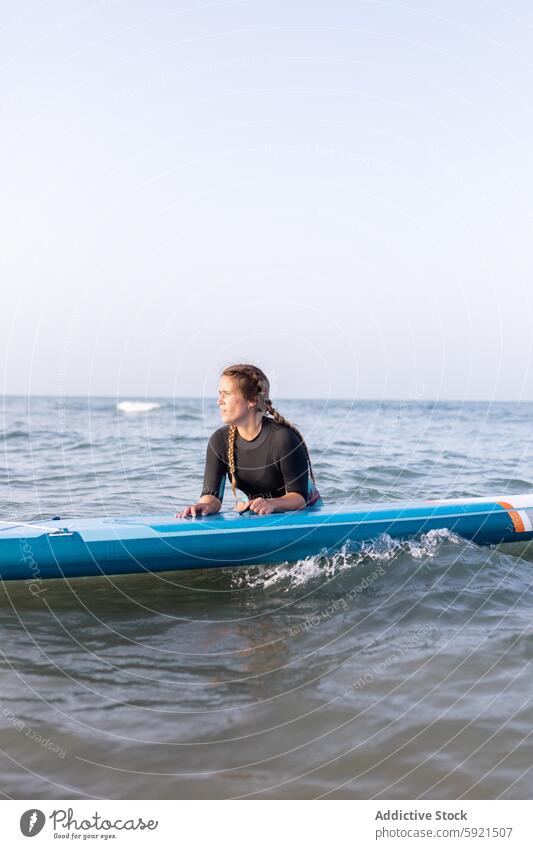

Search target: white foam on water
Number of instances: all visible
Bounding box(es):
[117,401,162,413]
[403,527,462,559]
[231,528,463,591]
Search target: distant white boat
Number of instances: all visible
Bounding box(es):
[117,401,162,413]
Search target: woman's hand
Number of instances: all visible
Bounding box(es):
[237,493,305,515]
[176,503,211,518]
[177,494,221,518]
[240,497,277,516]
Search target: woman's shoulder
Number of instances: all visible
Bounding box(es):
[208,425,229,446]
[268,419,303,446]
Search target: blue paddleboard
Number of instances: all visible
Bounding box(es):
[1,494,532,581]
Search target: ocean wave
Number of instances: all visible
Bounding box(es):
[117,401,162,414]
[172,413,202,422]
[231,529,463,592]
[1,430,29,441]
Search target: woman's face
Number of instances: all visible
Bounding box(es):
[217,375,256,424]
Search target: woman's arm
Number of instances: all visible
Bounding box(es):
[270,492,306,511]
[241,492,306,515]
[177,430,226,518]
[275,429,309,509]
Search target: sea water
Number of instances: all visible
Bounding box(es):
[0,395,532,799]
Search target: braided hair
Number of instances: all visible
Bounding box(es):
[221,363,318,503]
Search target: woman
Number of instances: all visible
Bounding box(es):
[177,363,322,518]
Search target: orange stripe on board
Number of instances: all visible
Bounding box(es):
[497,501,526,533]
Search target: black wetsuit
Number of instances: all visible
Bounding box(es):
[201,416,321,505]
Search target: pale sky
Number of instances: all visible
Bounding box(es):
[2,0,533,401]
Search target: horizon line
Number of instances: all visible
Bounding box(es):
[2,394,532,404]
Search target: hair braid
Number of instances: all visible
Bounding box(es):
[227,424,238,500]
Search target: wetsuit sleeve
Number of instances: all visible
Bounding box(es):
[274,428,309,501]
[200,430,227,502]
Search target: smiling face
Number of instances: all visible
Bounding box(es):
[217,375,257,425]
